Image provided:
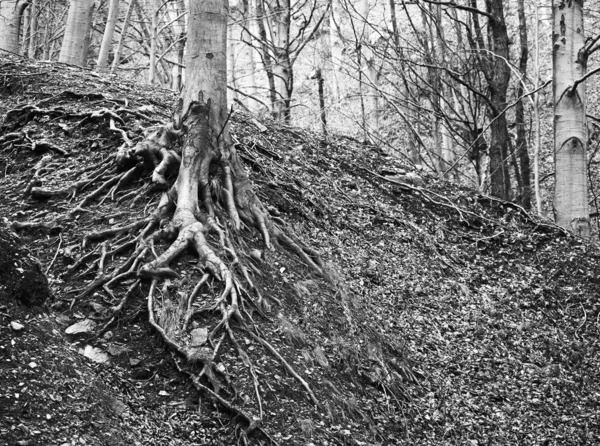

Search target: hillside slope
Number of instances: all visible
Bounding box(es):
[1,57,599,446]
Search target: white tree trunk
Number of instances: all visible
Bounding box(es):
[97,0,120,72]
[59,0,96,66]
[552,0,590,235]
[0,0,27,54]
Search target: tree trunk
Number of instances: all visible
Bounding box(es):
[476,1,512,199]
[111,0,136,73]
[149,0,160,84]
[255,0,278,116]
[552,0,590,235]
[21,2,30,56]
[516,0,531,210]
[27,0,39,58]
[329,0,344,100]
[271,0,292,122]
[0,0,28,54]
[59,0,96,66]
[97,0,120,72]
[167,0,186,92]
[240,0,259,109]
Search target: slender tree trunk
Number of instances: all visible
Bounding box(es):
[111,0,136,73]
[271,0,292,122]
[516,0,531,209]
[255,0,278,116]
[149,0,160,84]
[329,0,344,100]
[0,0,28,54]
[27,0,38,58]
[168,0,185,92]
[21,3,30,56]
[97,0,120,72]
[59,0,96,66]
[552,0,590,235]
[478,1,512,199]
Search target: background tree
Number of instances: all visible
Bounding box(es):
[552,0,591,235]
[59,0,96,66]
[97,0,120,72]
[0,0,29,54]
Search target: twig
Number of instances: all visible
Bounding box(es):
[45,234,63,275]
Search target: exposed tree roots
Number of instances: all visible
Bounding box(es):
[12,94,325,439]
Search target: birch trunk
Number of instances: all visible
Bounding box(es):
[552,0,590,235]
[59,0,96,66]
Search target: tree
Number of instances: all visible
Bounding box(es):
[111,0,136,73]
[112,0,323,420]
[59,0,96,66]
[470,1,512,200]
[514,0,532,210]
[97,0,121,72]
[0,0,29,54]
[552,0,591,235]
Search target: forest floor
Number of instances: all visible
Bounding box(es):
[1,57,599,446]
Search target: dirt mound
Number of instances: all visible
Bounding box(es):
[1,56,599,446]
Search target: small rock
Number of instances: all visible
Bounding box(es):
[65,319,96,334]
[80,345,110,364]
[28,361,37,369]
[250,249,262,261]
[10,321,24,331]
[190,327,208,346]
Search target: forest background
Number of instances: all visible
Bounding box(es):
[3,0,600,232]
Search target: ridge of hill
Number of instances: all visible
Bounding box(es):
[1,57,599,446]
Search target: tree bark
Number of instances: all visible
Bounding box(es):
[97,0,120,72]
[472,1,511,199]
[552,0,590,235]
[0,0,29,54]
[516,0,531,210]
[59,0,96,66]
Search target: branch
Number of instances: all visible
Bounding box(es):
[584,33,600,56]
[570,66,600,93]
[419,0,495,21]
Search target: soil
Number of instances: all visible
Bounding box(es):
[1,56,599,446]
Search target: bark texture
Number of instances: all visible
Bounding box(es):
[552,0,590,235]
[59,0,96,66]
[0,0,28,54]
